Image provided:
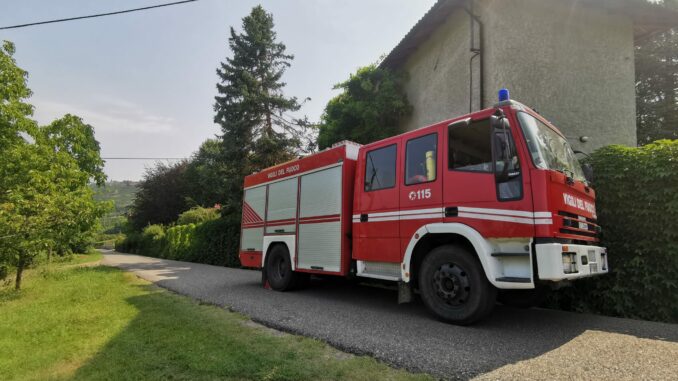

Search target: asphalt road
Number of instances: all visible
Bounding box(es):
[102,251,678,380]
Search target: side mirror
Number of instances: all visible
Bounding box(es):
[491,111,511,182]
[582,163,594,184]
[573,150,594,184]
[490,114,502,131]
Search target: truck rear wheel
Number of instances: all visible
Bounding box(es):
[265,244,300,291]
[418,245,497,325]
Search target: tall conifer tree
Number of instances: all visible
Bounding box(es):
[214,6,311,212]
[635,0,678,144]
[636,28,678,143]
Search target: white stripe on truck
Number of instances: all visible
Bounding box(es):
[352,207,553,225]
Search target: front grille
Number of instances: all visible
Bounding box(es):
[558,211,600,241]
[559,228,597,237]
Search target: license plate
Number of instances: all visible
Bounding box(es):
[590,263,598,273]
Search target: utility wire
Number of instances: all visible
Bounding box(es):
[0,0,199,30]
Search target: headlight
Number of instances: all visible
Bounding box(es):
[562,252,578,274]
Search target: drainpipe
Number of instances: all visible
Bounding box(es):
[464,0,484,113]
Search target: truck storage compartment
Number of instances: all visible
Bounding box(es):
[239,142,359,274]
[297,165,343,272]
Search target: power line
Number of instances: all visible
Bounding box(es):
[0,0,199,30]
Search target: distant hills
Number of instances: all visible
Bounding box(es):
[91,181,138,232]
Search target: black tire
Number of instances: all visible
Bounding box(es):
[418,244,497,325]
[265,244,299,291]
[497,287,547,309]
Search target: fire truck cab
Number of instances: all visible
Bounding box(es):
[240,91,608,325]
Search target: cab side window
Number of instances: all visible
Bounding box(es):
[493,128,523,201]
[365,145,397,192]
[405,133,437,185]
[449,119,492,172]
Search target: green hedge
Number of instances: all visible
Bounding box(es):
[550,140,678,323]
[176,206,220,226]
[115,216,241,267]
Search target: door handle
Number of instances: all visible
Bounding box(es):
[360,214,368,222]
[445,207,458,217]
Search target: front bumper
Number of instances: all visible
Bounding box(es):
[535,243,608,281]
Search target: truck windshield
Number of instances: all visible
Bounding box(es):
[517,112,586,182]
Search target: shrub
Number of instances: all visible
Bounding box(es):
[165,224,196,260]
[115,231,142,254]
[94,233,123,250]
[115,215,241,267]
[550,140,678,323]
[177,207,220,226]
[185,215,241,267]
[141,224,166,256]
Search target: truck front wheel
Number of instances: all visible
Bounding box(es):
[418,245,497,325]
[265,244,300,291]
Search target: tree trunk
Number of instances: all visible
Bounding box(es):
[266,114,273,137]
[47,247,52,263]
[265,101,273,138]
[15,260,24,291]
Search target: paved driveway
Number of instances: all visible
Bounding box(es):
[102,251,678,380]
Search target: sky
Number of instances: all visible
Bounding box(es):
[1,0,437,181]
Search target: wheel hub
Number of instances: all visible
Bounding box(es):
[433,263,470,306]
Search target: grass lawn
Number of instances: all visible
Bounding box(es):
[0,255,431,381]
[63,251,103,265]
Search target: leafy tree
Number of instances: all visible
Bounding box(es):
[127,140,230,231]
[0,143,52,289]
[0,141,107,289]
[128,161,190,229]
[0,40,38,289]
[0,41,34,153]
[184,139,227,208]
[214,5,311,212]
[317,64,412,149]
[39,114,106,185]
[0,42,109,289]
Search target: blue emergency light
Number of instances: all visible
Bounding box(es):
[498,88,510,102]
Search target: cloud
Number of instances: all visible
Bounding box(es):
[31,97,177,135]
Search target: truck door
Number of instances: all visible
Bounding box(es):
[444,115,534,238]
[354,141,400,263]
[399,127,444,257]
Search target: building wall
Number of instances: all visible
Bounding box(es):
[399,10,479,132]
[398,0,638,151]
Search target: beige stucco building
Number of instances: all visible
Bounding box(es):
[380,0,678,152]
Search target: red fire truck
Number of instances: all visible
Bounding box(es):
[240,91,608,324]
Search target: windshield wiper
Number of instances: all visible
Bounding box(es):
[553,167,576,183]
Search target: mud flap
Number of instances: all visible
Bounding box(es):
[261,269,271,290]
[398,281,413,304]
